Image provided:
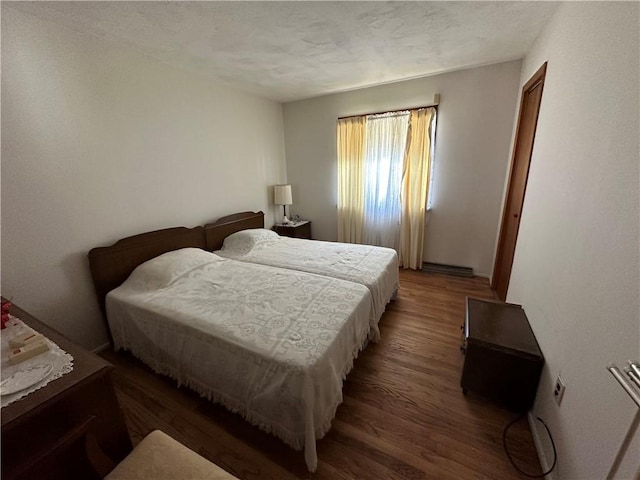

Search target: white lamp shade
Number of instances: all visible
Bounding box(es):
[274,184,293,205]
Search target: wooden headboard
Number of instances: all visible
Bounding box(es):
[88,226,206,319]
[204,211,265,251]
[88,211,263,340]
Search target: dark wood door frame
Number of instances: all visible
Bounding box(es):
[492,63,547,301]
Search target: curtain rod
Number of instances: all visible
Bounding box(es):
[338,104,438,121]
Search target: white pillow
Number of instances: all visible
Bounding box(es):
[126,248,219,289]
[221,228,279,254]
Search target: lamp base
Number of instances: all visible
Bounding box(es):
[282,215,291,224]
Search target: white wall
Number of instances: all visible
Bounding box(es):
[507,3,639,479]
[1,7,286,350]
[283,61,522,276]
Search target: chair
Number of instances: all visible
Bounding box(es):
[12,415,240,480]
[104,430,239,480]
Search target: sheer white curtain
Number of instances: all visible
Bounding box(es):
[362,112,410,250]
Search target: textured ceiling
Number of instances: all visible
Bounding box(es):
[5,1,559,102]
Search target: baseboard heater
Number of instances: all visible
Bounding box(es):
[421,262,474,277]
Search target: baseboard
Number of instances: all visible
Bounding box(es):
[528,412,557,480]
[92,342,110,354]
[421,262,474,277]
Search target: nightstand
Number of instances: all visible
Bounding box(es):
[273,220,312,239]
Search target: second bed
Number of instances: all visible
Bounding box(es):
[205,212,399,341]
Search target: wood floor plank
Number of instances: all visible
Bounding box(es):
[102,270,542,478]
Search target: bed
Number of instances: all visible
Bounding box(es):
[205,211,399,340]
[88,226,372,472]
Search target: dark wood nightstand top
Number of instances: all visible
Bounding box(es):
[273,220,311,239]
[273,220,310,228]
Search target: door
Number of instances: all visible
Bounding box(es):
[492,63,547,301]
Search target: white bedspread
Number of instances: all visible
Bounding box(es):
[215,229,399,340]
[106,248,371,472]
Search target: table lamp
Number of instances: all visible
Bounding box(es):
[274,184,293,224]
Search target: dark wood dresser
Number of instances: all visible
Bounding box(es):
[460,297,543,412]
[1,302,132,479]
[273,220,312,239]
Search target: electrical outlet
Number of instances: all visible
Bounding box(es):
[553,375,566,406]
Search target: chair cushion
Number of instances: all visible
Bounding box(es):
[105,430,238,480]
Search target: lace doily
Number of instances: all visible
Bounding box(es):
[1,315,74,408]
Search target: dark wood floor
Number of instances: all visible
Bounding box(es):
[101,270,542,479]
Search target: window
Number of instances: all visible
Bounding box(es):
[337,107,437,269]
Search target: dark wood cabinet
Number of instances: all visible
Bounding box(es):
[273,220,312,239]
[461,297,543,413]
[1,302,132,479]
